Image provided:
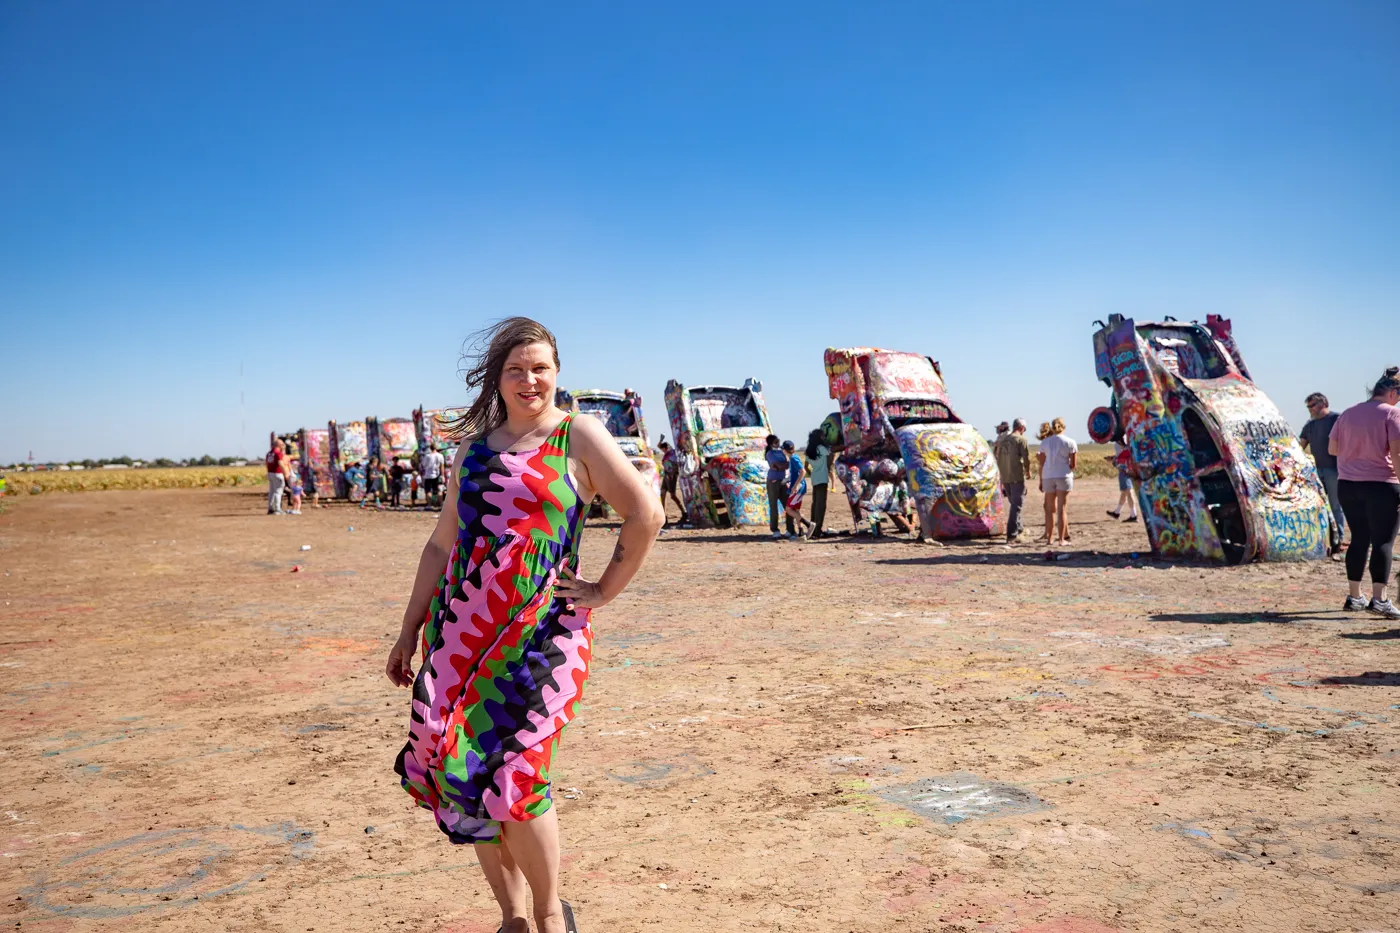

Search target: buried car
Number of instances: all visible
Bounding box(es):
[824,347,1005,538]
[1089,314,1331,564]
[329,419,369,500]
[556,388,661,513]
[664,378,772,528]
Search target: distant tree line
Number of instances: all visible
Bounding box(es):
[2,456,250,470]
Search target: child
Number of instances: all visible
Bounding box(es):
[362,455,385,509]
[782,441,817,540]
[288,470,304,515]
[1105,440,1139,522]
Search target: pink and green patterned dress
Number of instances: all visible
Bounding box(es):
[395,414,592,844]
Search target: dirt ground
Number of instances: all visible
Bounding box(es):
[1,480,1396,933]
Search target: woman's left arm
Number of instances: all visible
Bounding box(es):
[555,416,665,609]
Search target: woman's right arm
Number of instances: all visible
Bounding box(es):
[386,444,467,687]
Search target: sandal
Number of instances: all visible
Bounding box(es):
[562,900,579,933]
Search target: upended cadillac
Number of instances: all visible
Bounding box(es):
[1089,314,1332,563]
[824,347,1005,538]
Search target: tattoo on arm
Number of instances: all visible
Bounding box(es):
[611,540,626,564]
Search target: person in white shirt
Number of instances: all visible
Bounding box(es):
[419,446,446,509]
[1036,417,1079,546]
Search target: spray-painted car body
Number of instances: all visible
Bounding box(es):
[298,427,333,499]
[664,379,771,528]
[369,417,419,466]
[556,389,661,510]
[825,348,1005,538]
[329,420,369,500]
[1091,314,1331,563]
[413,406,467,467]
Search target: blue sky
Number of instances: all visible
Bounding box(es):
[2,2,1397,463]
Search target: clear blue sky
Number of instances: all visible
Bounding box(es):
[2,2,1397,463]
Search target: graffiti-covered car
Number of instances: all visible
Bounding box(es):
[556,388,661,513]
[824,348,1005,538]
[413,406,467,466]
[329,420,369,500]
[664,378,772,528]
[369,416,419,467]
[1090,314,1331,563]
[297,427,333,500]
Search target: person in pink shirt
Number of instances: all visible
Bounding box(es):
[1330,367,1400,619]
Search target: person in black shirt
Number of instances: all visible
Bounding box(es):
[1300,392,1344,552]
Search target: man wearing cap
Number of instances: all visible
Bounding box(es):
[1299,392,1344,553]
[995,419,1033,542]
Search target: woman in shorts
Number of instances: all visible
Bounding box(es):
[1037,417,1079,546]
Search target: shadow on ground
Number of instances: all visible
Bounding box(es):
[877,550,1139,569]
[1317,671,1400,686]
[1147,610,1343,625]
[1340,629,1400,641]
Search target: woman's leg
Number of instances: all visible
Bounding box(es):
[476,840,531,933]
[1055,491,1069,544]
[1040,489,1054,541]
[1363,483,1400,600]
[811,483,828,535]
[499,807,565,933]
[1338,480,1371,599]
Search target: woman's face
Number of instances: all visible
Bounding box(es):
[1383,388,1400,406]
[499,341,558,420]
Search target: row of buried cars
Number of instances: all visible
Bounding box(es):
[275,317,1335,564]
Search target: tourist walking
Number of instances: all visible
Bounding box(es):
[658,440,685,526]
[264,438,291,514]
[765,434,793,539]
[389,459,407,508]
[361,454,386,509]
[1300,392,1345,551]
[1105,439,1139,523]
[995,418,1032,542]
[387,317,663,933]
[804,428,832,538]
[1037,418,1078,546]
[287,469,304,515]
[420,444,446,509]
[1330,367,1400,619]
[781,440,816,539]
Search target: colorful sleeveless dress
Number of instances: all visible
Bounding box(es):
[395,414,592,845]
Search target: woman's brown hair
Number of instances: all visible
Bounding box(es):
[443,317,560,442]
[1371,366,1400,399]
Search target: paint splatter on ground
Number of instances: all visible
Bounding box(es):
[0,481,1395,932]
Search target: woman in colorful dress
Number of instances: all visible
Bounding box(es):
[386,317,664,933]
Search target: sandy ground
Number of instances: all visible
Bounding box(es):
[1,480,1397,933]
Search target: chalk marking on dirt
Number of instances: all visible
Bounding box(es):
[1047,631,1230,656]
[21,822,315,918]
[1188,711,1370,736]
[606,755,714,785]
[875,772,1052,824]
[1154,816,1400,893]
[40,725,180,757]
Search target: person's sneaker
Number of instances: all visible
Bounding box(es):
[1125,514,1139,523]
[1343,595,1368,612]
[1106,510,1120,519]
[771,532,782,540]
[1367,598,1400,620]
